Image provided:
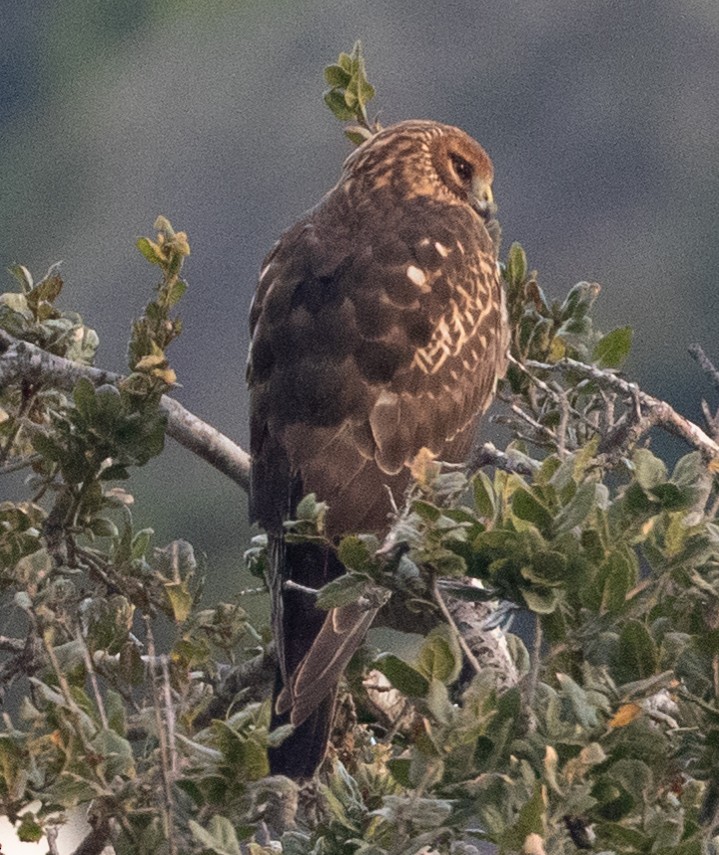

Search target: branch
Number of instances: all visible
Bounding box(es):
[524,356,719,460]
[0,329,250,491]
[689,343,719,394]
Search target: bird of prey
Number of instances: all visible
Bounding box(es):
[247,119,508,779]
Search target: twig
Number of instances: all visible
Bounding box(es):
[0,453,42,474]
[432,579,483,677]
[466,441,538,477]
[161,656,178,777]
[689,344,719,394]
[76,628,108,731]
[500,398,559,445]
[526,612,543,711]
[0,329,250,491]
[45,827,60,855]
[525,357,719,460]
[144,617,178,855]
[42,633,109,785]
[0,635,25,653]
[283,579,320,596]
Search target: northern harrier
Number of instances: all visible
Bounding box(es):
[248,120,508,778]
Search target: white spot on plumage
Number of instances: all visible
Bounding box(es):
[406,265,428,288]
[434,242,450,258]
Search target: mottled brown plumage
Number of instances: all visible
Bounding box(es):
[247,120,508,778]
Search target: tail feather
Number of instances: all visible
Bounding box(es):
[268,674,337,779]
[268,539,360,778]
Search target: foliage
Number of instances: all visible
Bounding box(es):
[2,44,719,855]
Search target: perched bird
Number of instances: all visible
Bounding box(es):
[247,120,508,779]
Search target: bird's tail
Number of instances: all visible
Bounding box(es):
[267,539,376,778]
[268,673,337,779]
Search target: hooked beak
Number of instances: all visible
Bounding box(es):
[471,181,496,221]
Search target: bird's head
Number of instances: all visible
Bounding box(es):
[341,119,496,224]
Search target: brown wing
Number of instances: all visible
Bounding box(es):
[248,190,505,538]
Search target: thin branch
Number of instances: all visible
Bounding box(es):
[466,441,538,477]
[0,328,250,491]
[0,635,25,653]
[689,344,719,394]
[76,628,108,731]
[144,617,178,855]
[432,578,483,676]
[0,453,42,474]
[45,826,60,855]
[525,357,719,460]
[526,612,543,711]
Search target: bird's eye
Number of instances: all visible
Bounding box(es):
[449,153,473,183]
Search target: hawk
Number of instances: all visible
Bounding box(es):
[247,120,508,779]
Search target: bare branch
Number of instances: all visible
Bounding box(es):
[466,441,538,477]
[525,356,719,460]
[0,635,25,653]
[432,578,483,677]
[0,328,250,491]
[689,343,719,394]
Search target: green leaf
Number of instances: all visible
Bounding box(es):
[17,813,43,843]
[649,482,692,510]
[105,690,127,736]
[632,448,667,490]
[91,729,135,779]
[416,625,462,685]
[500,783,546,851]
[504,242,527,288]
[592,779,636,821]
[324,89,355,122]
[27,271,63,309]
[315,573,370,609]
[165,277,188,307]
[89,516,118,538]
[521,586,560,614]
[556,672,599,728]
[337,533,379,572]
[323,41,376,127]
[294,492,327,523]
[8,263,34,291]
[593,325,633,367]
[612,620,659,683]
[189,816,242,855]
[337,50,353,72]
[373,653,429,697]
[473,471,496,519]
[131,528,153,559]
[387,758,412,787]
[512,488,554,534]
[525,550,567,585]
[559,280,601,321]
[592,548,638,614]
[136,236,163,265]
[73,376,97,419]
[671,450,704,486]
[554,481,604,534]
[324,63,351,88]
[164,581,193,622]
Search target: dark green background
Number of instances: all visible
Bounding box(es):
[2,0,718,599]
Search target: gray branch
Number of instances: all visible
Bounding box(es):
[524,356,719,460]
[0,328,250,492]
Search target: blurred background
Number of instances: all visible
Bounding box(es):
[2,0,719,849]
[2,0,719,667]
